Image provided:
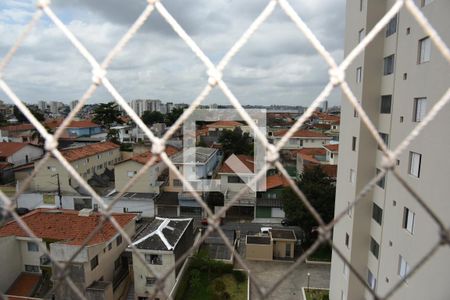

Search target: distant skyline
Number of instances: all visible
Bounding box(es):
[0,0,345,107]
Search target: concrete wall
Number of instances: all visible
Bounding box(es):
[0,236,22,292]
[114,160,165,194]
[8,145,43,165]
[273,240,295,259]
[19,238,46,273]
[273,137,332,149]
[246,242,273,261]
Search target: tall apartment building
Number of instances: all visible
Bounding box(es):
[129,99,162,117]
[329,1,450,299]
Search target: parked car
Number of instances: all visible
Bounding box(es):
[281,218,295,226]
[260,227,272,234]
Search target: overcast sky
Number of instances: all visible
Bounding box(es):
[0,0,345,107]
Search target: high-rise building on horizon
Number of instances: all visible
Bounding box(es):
[330,1,449,299]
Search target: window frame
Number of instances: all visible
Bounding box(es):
[386,14,398,37]
[27,241,39,252]
[370,237,380,259]
[90,255,99,271]
[380,95,392,114]
[352,136,357,151]
[403,207,415,234]
[145,254,163,265]
[408,151,422,178]
[356,67,362,83]
[376,168,386,189]
[383,54,395,75]
[372,203,383,225]
[398,255,410,279]
[413,97,427,122]
[418,37,431,64]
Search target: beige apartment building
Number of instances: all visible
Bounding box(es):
[16,141,120,194]
[330,1,450,300]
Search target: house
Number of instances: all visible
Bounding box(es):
[206,120,243,136]
[271,129,332,149]
[0,124,37,143]
[114,145,179,195]
[45,119,103,138]
[255,173,290,220]
[0,142,43,166]
[16,141,120,195]
[162,147,222,218]
[0,208,136,299]
[245,229,297,261]
[296,144,339,180]
[128,217,194,299]
[109,125,133,143]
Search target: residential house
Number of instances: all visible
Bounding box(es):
[296,144,339,180]
[128,217,194,299]
[0,124,37,143]
[0,208,136,299]
[271,129,332,149]
[245,229,297,261]
[255,173,290,220]
[45,119,103,138]
[16,141,120,195]
[0,142,43,183]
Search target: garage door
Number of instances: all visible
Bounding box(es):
[256,207,271,218]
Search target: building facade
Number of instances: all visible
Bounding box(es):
[330,1,450,299]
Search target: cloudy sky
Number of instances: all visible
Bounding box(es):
[0,0,345,107]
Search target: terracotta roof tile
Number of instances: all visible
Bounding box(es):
[219,154,254,173]
[206,120,243,128]
[297,148,326,156]
[273,129,328,138]
[0,143,39,158]
[127,145,179,165]
[0,124,35,131]
[266,174,289,190]
[45,119,100,129]
[60,141,119,162]
[6,273,41,298]
[0,209,136,246]
[324,144,339,152]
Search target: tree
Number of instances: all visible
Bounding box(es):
[282,165,336,243]
[142,110,164,125]
[13,105,45,123]
[92,102,123,129]
[164,107,183,126]
[106,128,120,144]
[218,128,253,158]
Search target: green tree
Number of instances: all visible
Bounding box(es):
[106,128,120,144]
[142,110,164,125]
[13,105,45,123]
[218,128,253,158]
[92,102,123,129]
[165,107,184,126]
[282,165,336,243]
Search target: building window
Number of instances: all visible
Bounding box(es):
[368,269,376,290]
[349,169,356,183]
[358,28,365,43]
[116,235,122,246]
[376,168,386,189]
[384,55,395,75]
[413,97,427,122]
[386,14,397,37]
[398,255,410,279]
[380,95,392,114]
[403,207,415,234]
[228,176,244,184]
[27,241,39,252]
[352,136,357,151]
[372,203,383,225]
[114,258,121,270]
[127,171,136,178]
[421,0,434,7]
[356,67,362,83]
[408,151,422,178]
[370,237,380,259]
[378,132,389,149]
[418,37,431,63]
[90,255,99,270]
[25,265,40,273]
[145,254,162,265]
[146,277,157,286]
[108,242,112,250]
[173,179,182,186]
[345,233,349,247]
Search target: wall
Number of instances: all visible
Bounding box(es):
[273,240,294,259]
[246,242,273,261]
[19,238,47,273]
[8,145,43,166]
[274,137,332,149]
[114,160,165,194]
[0,236,22,292]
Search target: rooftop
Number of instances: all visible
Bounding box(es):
[323,144,339,152]
[0,142,40,158]
[45,119,100,129]
[206,120,243,128]
[219,154,254,173]
[272,129,329,138]
[122,145,179,165]
[270,229,296,240]
[266,173,290,190]
[0,124,35,132]
[59,141,119,162]
[246,235,271,245]
[0,209,136,246]
[297,148,327,156]
[171,147,217,164]
[131,217,192,251]
[155,192,179,206]
[6,273,41,299]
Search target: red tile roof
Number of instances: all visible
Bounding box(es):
[126,145,179,165]
[266,174,289,190]
[297,148,326,156]
[60,141,119,162]
[219,154,255,173]
[6,273,41,298]
[0,143,39,158]
[206,120,243,128]
[0,124,35,132]
[45,119,100,129]
[304,164,338,178]
[273,129,328,138]
[299,153,320,164]
[0,209,136,246]
[324,144,339,152]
